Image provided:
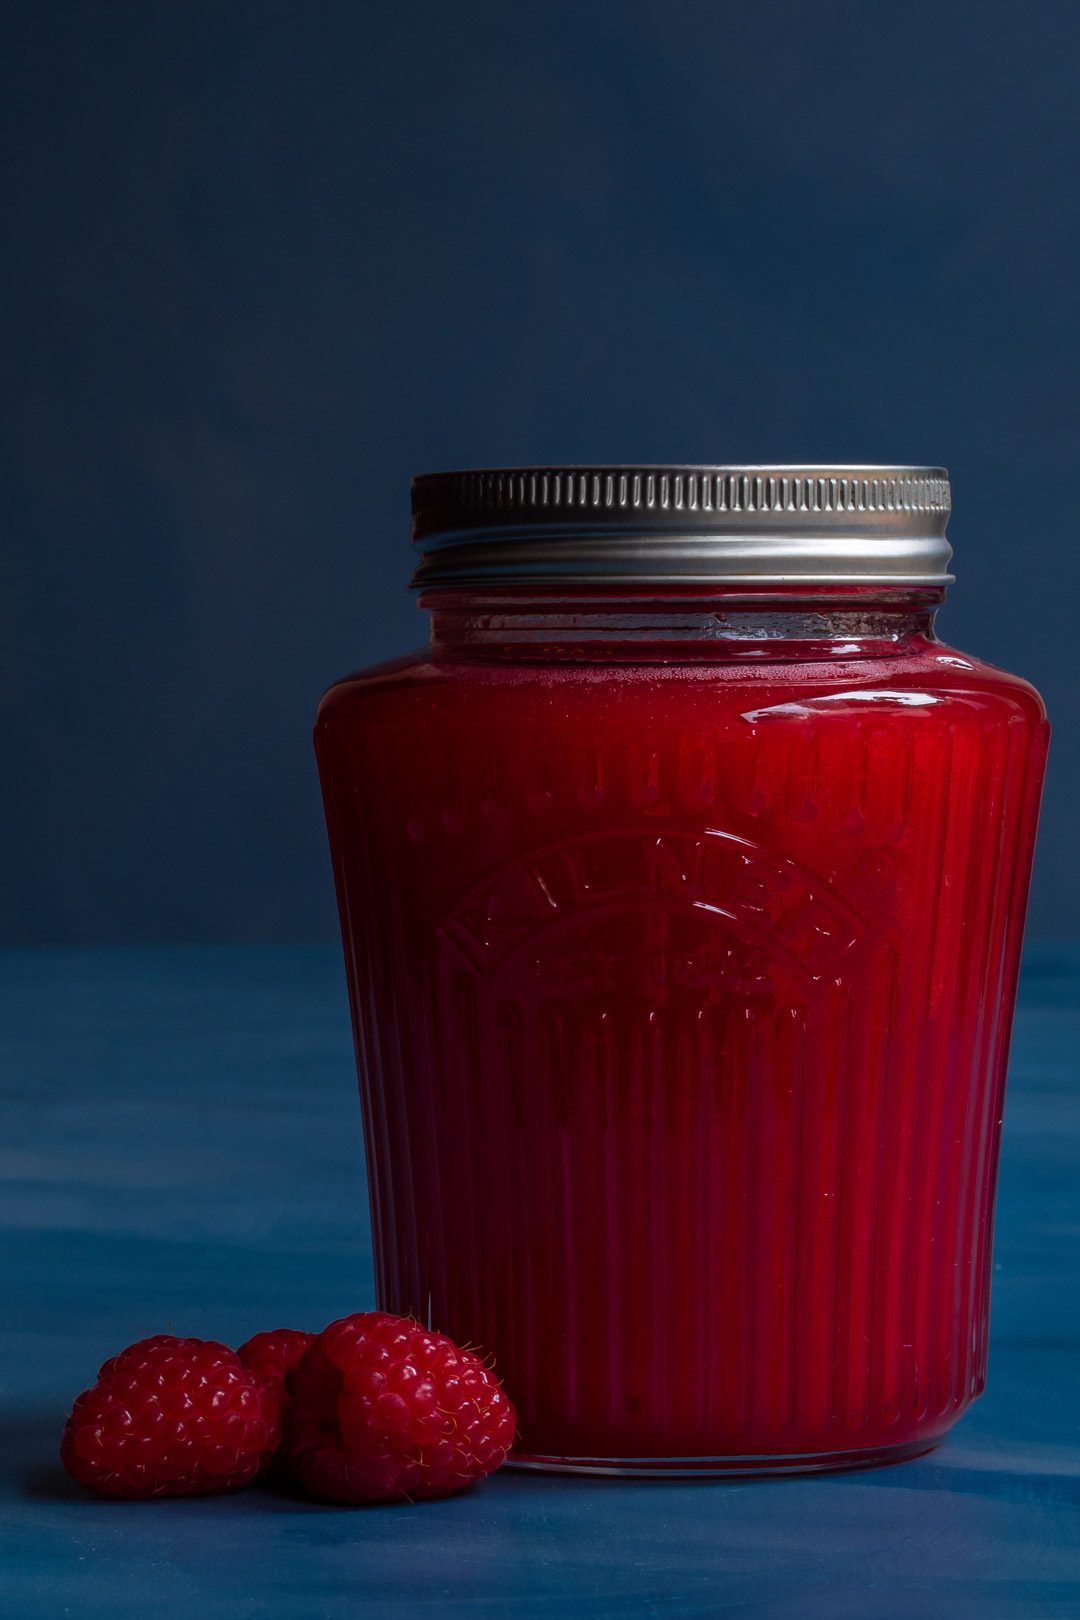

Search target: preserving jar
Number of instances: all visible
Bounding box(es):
[314,466,1047,1475]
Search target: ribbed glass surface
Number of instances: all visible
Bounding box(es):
[316,616,1046,1471]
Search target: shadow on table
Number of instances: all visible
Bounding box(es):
[18,1402,1075,1517]
[6,1406,477,1511]
[5,1409,86,1502]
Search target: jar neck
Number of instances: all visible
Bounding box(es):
[421,585,944,663]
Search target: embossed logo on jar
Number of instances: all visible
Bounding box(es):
[439,829,865,984]
[528,911,777,1000]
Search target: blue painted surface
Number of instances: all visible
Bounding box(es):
[3,945,1079,1618]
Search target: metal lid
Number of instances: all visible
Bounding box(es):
[410,465,952,588]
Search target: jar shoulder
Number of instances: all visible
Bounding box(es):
[923,639,1047,725]
[314,642,1047,764]
[314,648,431,733]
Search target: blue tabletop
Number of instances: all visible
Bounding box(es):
[3,946,1079,1619]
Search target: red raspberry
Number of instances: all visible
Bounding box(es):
[237,1328,315,1396]
[237,1328,315,1476]
[288,1312,516,1504]
[60,1335,282,1499]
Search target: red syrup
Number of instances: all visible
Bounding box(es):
[315,586,1047,1474]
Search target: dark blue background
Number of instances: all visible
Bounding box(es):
[6,0,1078,944]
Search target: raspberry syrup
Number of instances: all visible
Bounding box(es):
[315,587,1047,1473]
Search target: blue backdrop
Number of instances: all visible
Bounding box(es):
[6,0,1078,943]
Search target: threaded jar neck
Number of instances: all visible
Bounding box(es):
[422,585,943,663]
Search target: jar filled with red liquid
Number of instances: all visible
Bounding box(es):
[315,466,1047,1475]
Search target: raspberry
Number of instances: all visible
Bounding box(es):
[237,1328,315,1477]
[287,1311,516,1504]
[60,1335,282,1499]
[237,1328,315,1395]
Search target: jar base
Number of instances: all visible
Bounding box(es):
[506,1437,939,1478]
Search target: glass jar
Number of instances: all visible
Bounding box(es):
[314,466,1048,1475]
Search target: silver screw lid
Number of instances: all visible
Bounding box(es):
[410,465,952,589]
